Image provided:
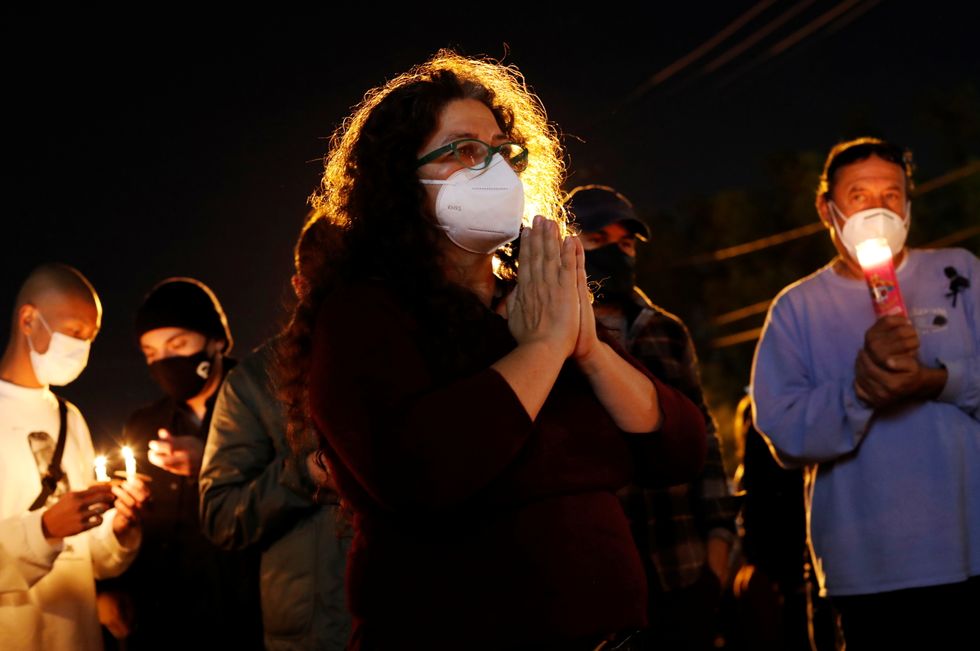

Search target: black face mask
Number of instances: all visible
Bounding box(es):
[148,350,214,402]
[585,243,636,302]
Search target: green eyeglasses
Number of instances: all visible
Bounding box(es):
[416,139,529,172]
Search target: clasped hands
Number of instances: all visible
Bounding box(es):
[854,315,946,408]
[504,215,600,366]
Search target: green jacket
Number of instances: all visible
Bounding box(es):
[200,341,351,651]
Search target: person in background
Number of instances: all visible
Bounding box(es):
[200,217,351,651]
[751,137,979,649]
[567,184,739,651]
[99,278,262,650]
[1,263,147,651]
[731,392,838,651]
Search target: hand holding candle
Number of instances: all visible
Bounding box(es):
[110,477,149,547]
[855,237,907,317]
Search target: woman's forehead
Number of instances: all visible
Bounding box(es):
[434,99,502,138]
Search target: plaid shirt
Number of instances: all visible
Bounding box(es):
[601,288,739,592]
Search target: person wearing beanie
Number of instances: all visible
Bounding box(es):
[97,278,263,651]
[567,185,739,651]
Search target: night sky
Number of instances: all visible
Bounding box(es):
[4,3,978,448]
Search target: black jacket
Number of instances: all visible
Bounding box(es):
[101,359,264,651]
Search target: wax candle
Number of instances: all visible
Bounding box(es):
[94,455,110,482]
[121,446,136,483]
[855,237,907,317]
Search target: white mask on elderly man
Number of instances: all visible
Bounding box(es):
[829,202,911,261]
[27,311,91,386]
[420,153,525,254]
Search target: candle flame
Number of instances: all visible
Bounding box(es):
[94,455,110,482]
[855,237,893,269]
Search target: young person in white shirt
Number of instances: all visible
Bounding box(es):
[0,263,148,651]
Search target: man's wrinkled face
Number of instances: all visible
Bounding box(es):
[825,154,907,220]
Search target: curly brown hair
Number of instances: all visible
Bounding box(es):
[277,50,565,453]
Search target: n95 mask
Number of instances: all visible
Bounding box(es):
[420,153,525,254]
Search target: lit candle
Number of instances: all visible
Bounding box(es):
[121,446,136,483]
[855,237,907,318]
[94,455,110,482]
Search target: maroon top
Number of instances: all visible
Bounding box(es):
[309,281,706,650]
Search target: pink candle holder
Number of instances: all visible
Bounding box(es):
[855,238,907,317]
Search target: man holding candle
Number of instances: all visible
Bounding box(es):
[0,263,147,651]
[751,138,979,649]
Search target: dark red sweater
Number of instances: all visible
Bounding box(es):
[309,282,706,650]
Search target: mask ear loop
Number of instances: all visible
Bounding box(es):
[826,200,849,243]
[25,308,53,355]
[33,309,53,335]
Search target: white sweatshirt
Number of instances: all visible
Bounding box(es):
[0,379,138,651]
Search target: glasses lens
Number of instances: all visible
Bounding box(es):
[500,143,529,172]
[453,140,491,170]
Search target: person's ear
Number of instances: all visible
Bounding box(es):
[207,338,227,357]
[17,304,37,337]
[816,193,833,229]
[17,303,36,337]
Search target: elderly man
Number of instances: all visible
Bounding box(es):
[751,138,979,649]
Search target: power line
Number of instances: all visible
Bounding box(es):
[679,222,825,266]
[710,327,764,349]
[711,298,773,326]
[716,0,878,88]
[914,161,980,195]
[624,0,777,104]
[923,224,980,249]
[702,0,816,74]
[593,0,881,133]
[767,0,861,56]
[823,0,881,37]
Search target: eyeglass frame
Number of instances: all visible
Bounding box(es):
[415,138,529,171]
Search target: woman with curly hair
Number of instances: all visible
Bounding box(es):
[279,50,707,650]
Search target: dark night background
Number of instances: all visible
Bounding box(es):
[4,3,978,463]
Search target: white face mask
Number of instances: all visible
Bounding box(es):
[420,153,525,254]
[27,311,91,387]
[828,201,911,261]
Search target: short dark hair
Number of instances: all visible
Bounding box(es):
[818,137,915,198]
